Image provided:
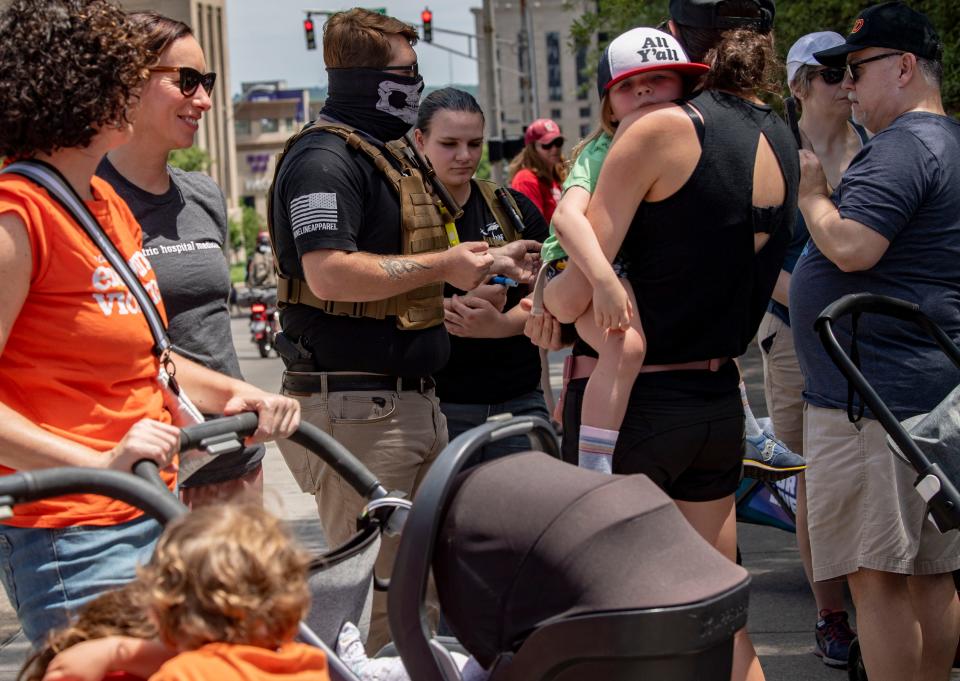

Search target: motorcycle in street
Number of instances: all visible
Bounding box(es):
[248,287,279,358]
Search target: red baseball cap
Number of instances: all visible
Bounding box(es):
[524,118,562,146]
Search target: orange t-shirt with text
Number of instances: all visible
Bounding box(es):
[148,642,330,681]
[0,174,176,528]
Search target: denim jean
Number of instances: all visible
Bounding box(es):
[0,515,161,647]
[441,389,552,465]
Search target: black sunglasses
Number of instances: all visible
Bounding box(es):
[539,138,564,150]
[149,66,217,97]
[382,62,419,78]
[816,67,846,85]
[845,52,904,83]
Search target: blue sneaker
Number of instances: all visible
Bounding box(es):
[815,609,855,668]
[743,431,806,481]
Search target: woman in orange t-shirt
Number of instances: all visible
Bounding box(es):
[0,0,299,648]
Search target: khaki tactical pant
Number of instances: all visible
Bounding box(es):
[278,374,447,652]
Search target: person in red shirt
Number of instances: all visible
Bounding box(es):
[508,118,566,222]
[0,0,298,648]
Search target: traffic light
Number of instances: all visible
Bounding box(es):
[421,7,433,43]
[304,15,316,50]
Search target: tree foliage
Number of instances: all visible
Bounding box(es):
[227,205,265,255]
[570,0,960,113]
[167,146,212,172]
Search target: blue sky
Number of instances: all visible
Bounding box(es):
[226,0,481,96]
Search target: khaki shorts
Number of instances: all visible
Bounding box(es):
[757,312,804,454]
[803,404,960,582]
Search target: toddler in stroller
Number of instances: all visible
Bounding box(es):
[29,503,329,681]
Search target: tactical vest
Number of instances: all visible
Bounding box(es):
[472,179,522,246]
[267,121,448,331]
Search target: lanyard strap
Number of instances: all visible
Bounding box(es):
[2,160,172,360]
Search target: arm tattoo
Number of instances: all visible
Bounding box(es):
[379,257,431,280]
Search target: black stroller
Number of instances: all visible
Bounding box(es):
[0,414,407,681]
[816,293,960,680]
[388,415,754,681]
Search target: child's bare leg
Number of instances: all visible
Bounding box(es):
[574,280,645,473]
[542,261,593,324]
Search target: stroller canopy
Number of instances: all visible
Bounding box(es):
[434,452,748,668]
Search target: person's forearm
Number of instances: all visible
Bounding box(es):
[112,637,176,677]
[500,303,529,337]
[771,270,791,307]
[171,353,260,414]
[554,210,618,288]
[302,249,449,302]
[0,402,106,470]
[799,194,887,272]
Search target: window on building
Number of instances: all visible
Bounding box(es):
[550,108,562,120]
[546,32,562,102]
[576,47,589,101]
[580,123,591,139]
[517,32,528,105]
[579,106,591,119]
[285,117,296,131]
[260,118,279,133]
[235,118,251,136]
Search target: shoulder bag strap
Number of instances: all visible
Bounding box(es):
[1,160,173,361]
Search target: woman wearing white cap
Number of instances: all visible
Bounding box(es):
[757,30,868,668]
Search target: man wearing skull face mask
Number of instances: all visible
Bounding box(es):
[268,9,498,651]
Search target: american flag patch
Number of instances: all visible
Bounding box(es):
[290,192,338,237]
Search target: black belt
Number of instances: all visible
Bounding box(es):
[283,372,435,394]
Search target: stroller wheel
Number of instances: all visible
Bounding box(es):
[848,637,868,681]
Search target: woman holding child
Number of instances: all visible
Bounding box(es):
[0,0,299,647]
[529,1,798,679]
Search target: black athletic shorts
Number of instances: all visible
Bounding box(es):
[562,374,744,502]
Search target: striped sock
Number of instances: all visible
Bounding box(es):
[578,425,618,474]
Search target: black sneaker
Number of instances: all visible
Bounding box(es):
[815,609,855,668]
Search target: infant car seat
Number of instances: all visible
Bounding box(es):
[389,416,750,681]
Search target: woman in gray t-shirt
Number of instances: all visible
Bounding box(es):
[97,11,265,506]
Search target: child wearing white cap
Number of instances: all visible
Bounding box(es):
[537,27,708,473]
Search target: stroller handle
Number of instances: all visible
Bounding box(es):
[815,293,960,533]
[389,415,560,681]
[175,414,389,501]
[0,468,186,524]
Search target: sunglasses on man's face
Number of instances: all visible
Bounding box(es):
[149,66,217,97]
[845,52,904,84]
[816,67,846,85]
[539,138,564,150]
[382,62,419,78]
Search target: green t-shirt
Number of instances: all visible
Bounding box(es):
[540,133,612,263]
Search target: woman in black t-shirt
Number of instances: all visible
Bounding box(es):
[413,88,551,461]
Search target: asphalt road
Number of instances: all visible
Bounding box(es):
[2,315,956,680]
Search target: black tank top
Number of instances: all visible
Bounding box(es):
[620,89,799,366]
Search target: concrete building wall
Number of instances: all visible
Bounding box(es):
[474,0,594,156]
[120,0,239,210]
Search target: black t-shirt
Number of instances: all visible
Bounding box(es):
[272,129,449,375]
[434,183,549,404]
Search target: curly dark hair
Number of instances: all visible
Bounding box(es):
[0,0,149,158]
[676,25,783,97]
